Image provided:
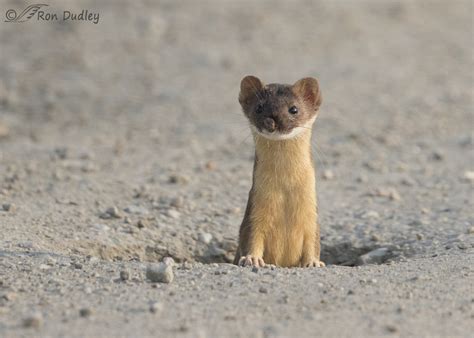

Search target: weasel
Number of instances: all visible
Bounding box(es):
[233,75,325,268]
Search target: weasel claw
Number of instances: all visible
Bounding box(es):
[239,256,265,267]
[302,260,325,268]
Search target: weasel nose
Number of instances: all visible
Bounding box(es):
[263,117,276,132]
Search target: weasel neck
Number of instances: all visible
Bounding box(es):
[253,129,313,166]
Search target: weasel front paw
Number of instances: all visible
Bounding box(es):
[239,256,265,267]
[301,259,325,268]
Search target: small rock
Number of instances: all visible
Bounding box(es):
[93,223,110,232]
[0,122,9,139]
[168,174,189,184]
[371,234,382,242]
[356,248,390,265]
[321,169,334,180]
[400,177,415,186]
[137,219,148,229]
[467,227,474,235]
[166,209,181,219]
[463,171,474,183]
[388,189,401,201]
[23,313,43,328]
[2,292,17,301]
[46,257,57,266]
[2,203,16,212]
[360,210,380,219]
[226,207,241,215]
[79,308,93,318]
[416,233,424,240]
[209,244,226,257]
[162,257,175,266]
[252,266,259,273]
[205,161,216,171]
[146,263,174,283]
[259,287,268,294]
[431,151,443,161]
[119,270,130,281]
[385,324,398,333]
[149,301,163,314]
[124,205,149,215]
[54,147,68,160]
[39,264,51,270]
[73,262,83,269]
[198,232,213,244]
[100,206,122,219]
[170,196,184,209]
[372,187,401,201]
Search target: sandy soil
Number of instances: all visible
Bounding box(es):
[0,0,473,337]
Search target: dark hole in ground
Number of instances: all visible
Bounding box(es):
[321,242,395,266]
[194,241,395,266]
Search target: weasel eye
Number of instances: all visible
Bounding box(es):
[256,105,263,114]
[289,106,298,114]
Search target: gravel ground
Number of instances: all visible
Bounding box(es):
[0,1,473,337]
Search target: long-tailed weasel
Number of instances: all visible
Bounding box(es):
[233,75,324,268]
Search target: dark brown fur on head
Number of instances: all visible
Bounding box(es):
[239,76,322,136]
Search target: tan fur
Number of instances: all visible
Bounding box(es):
[236,129,321,267]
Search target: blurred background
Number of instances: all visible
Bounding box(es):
[0,0,472,264]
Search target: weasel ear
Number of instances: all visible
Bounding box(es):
[239,75,264,105]
[293,77,322,110]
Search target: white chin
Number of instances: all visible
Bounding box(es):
[251,125,306,140]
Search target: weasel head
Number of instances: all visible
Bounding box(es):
[238,76,322,140]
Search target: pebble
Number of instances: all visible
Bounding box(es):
[360,210,380,219]
[2,292,17,301]
[463,171,474,182]
[79,308,93,318]
[137,219,148,229]
[252,266,259,273]
[23,313,43,328]
[0,122,9,139]
[385,324,398,333]
[467,227,474,235]
[259,287,268,294]
[400,177,416,186]
[39,264,51,270]
[93,223,110,232]
[198,232,213,244]
[149,301,163,314]
[2,203,16,212]
[119,270,130,281]
[205,161,216,171]
[371,234,382,242]
[431,151,443,161]
[416,233,424,240]
[170,196,184,209]
[321,169,334,180]
[372,187,401,201]
[357,248,390,265]
[146,263,174,283]
[124,205,149,215]
[168,174,189,184]
[166,209,181,219]
[162,257,175,266]
[100,206,122,219]
[73,262,83,269]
